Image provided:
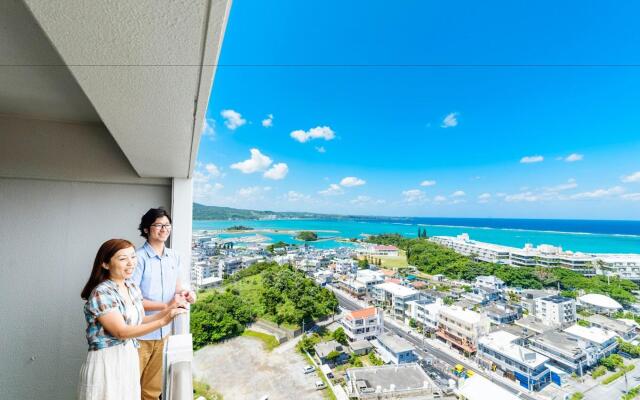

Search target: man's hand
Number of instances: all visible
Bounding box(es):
[181,289,197,304]
[167,293,188,309]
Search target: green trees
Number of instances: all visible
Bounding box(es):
[600,354,624,371]
[332,327,348,345]
[618,339,640,357]
[190,291,256,350]
[368,352,384,366]
[326,350,341,362]
[367,234,638,304]
[297,231,318,241]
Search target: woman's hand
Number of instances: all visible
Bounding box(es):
[162,307,187,325]
[167,293,188,310]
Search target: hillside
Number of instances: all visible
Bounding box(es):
[193,202,348,220]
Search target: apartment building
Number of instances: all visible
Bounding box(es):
[372,333,418,365]
[528,331,596,376]
[372,282,420,320]
[534,295,576,327]
[431,234,511,264]
[406,298,443,332]
[463,275,505,304]
[563,324,618,359]
[478,331,551,391]
[341,307,385,342]
[596,254,640,281]
[0,2,231,398]
[436,306,491,354]
[584,314,638,341]
[218,257,243,277]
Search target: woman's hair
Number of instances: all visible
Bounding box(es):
[138,207,172,239]
[81,239,135,300]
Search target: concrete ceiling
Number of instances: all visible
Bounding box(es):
[2,0,231,178]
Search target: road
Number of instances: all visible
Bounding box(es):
[331,287,538,400]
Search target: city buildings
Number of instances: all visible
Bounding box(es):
[584,314,638,341]
[341,307,385,342]
[371,333,418,365]
[436,306,491,354]
[477,330,551,391]
[432,234,640,281]
[534,295,577,327]
[462,275,506,304]
[527,331,596,376]
[577,293,623,314]
[372,282,420,320]
[407,298,444,332]
[345,364,438,399]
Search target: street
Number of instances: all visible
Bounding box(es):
[331,286,539,400]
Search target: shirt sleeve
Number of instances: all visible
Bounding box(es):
[132,251,145,288]
[87,287,119,318]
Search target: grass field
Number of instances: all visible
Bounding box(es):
[242,329,280,351]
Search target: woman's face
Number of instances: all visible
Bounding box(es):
[106,247,137,281]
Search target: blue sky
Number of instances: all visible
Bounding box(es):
[195,0,640,220]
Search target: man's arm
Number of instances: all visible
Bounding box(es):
[175,254,196,304]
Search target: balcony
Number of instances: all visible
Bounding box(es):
[436,328,476,353]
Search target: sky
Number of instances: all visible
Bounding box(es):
[194,0,640,220]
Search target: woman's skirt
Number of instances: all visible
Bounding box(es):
[77,341,140,400]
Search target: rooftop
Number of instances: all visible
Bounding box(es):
[578,293,623,310]
[350,340,374,352]
[540,295,574,304]
[347,363,431,393]
[479,330,549,368]
[530,331,585,356]
[456,374,520,400]
[377,333,415,354]
[564,324,618,345]
[375,282,419,298]
[346,307,379,320]
[585,314,636,334]
[314,340,344,358]
[440,305,484,325]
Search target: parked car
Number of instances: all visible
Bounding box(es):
[303,365,316,374]
[315,380,326,390]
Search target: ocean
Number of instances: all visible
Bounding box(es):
[192,217,640,254]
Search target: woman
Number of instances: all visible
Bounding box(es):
[77,239,186,400]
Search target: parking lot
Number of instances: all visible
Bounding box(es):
[193,335,325,400]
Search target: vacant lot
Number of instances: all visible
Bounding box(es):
[193,335,325,400]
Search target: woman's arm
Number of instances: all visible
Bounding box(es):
[97,308,186,340]
[141,293,187,312]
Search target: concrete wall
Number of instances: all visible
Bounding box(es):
[0,115,172,399]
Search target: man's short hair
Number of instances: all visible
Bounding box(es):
[139,207,172,239]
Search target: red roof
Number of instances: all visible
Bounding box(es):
[346,307,378,320]
[373,245,399,251]
[386,278,402,284]
[379,269,396,276]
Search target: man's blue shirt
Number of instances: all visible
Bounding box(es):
[132,241,181,340]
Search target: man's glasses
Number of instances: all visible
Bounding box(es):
[150,224,172,230]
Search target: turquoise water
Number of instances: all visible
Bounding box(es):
[193,219,640,254]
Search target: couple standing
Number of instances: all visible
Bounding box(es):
[77,208,195,400]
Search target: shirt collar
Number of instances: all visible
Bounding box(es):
[143,241,167,258]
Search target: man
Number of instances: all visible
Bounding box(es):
[132,207,195,400]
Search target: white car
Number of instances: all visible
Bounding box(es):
[303,365,316,374]
[315,380,326,390]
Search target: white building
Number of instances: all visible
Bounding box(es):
[436,306,491,354]
[596,254,640,281]
[341,307,384,342]
[406,298,443,332]
[356,269,385,293]
[431,234,511,264]
[372,282,420,320]
[0,2,231,398]
[478,331,551,391]
[358,244,400,257]
[577,293,623,314]
[218,257,243,277]
[534,295,576,327]
[563,324,618,360]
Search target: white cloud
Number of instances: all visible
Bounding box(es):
[202,118,216,139]
[478,193,491,203]
[622,193,640,201]
[290,126,336,143]
[205,163,221,178]
[220,109,247,130]
[285,191,310,202]
[570,186,625,200]
[402,189,426,203]
[452,190,466,197]
[505,192,540,202]
[263,163,289,180]
[230,148,273,174]
[315,146,326,153]
[451,199,467,204]
[340,176,366,187]
[237,186,271,198]
[520,155,544,164]
[622,171,640,183]
[564,153,583,162]
[261,114,274,128]
[420,180,436,187]
[433,195,447,203]
[544,178,577,192]
[441,112,459,128]
[319,184,344,196]
[350,196,386,205]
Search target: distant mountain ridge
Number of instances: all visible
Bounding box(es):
[192,203,350,220]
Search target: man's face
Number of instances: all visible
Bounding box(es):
[148,216,171,243]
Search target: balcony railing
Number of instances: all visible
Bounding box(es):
[163,312,193,400]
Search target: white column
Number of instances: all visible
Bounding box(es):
[171,177,193,290]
